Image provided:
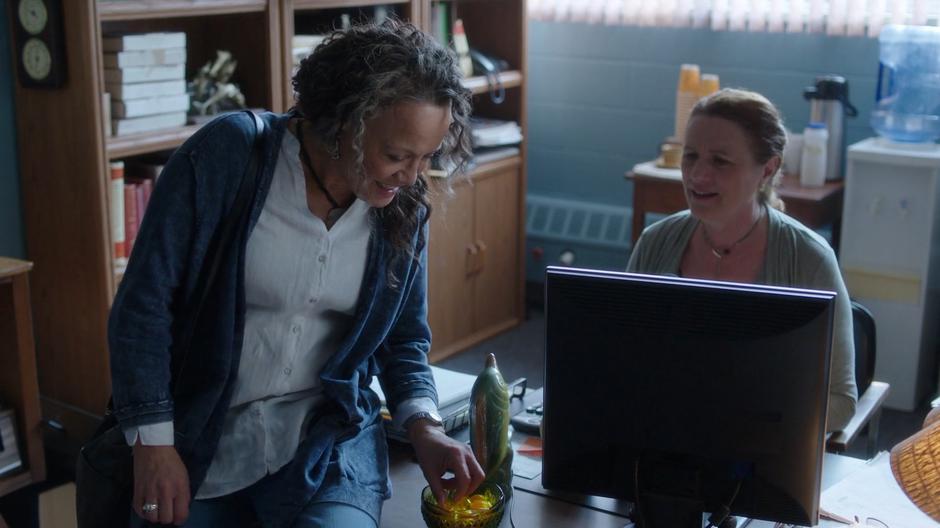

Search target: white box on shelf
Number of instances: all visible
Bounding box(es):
[104,48,186,69]
[104,64,185,84]
[106,79,187,101]
[102,32,186,52]
[112,93,190,119]
[112,112,188,136]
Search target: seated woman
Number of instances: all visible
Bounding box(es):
[627,88,857,432]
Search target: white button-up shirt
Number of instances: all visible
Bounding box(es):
[125,130,436,498]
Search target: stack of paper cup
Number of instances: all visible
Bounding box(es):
[674,64,700,143]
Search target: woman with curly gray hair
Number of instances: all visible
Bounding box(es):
[110,20,481,527]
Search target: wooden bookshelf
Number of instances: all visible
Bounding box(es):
[463,70,523,95]
[0,259,45,498]
[11,0,526,443]
[106,124,203,159]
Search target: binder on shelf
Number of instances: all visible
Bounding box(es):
[111,93,190,119]
[102,32,187,52]
[104,47,186,69]
[369,366,477,442]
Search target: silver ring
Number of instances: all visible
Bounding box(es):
[142,502,159,514]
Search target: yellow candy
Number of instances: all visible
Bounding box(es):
[442,493,494,516]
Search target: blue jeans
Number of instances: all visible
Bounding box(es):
[130,499,377,527]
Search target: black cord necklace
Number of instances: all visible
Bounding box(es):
[701,206,765,259]
[295,122,341,210]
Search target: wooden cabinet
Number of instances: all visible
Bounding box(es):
[10,0,526,441]
[428,158,523,361]
[0,259,45,497]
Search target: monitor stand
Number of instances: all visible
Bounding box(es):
[635,492,704,528]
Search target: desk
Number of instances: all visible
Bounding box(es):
[380,389,866,528]
[626,162,845,252]
[382,388,630,527]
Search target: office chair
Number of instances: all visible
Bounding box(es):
[826,300,891,458]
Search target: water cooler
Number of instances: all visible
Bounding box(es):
[840,138,940,410]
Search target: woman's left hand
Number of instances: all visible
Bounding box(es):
[408,421,485,506]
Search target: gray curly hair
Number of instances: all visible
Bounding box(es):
[292,19,473,282]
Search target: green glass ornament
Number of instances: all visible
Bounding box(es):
[469,353,513,499]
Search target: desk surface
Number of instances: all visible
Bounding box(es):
[626,161,845,250]
[628,161,845,203]
[380,389,866,528]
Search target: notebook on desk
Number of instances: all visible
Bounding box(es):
[370,366,476,442]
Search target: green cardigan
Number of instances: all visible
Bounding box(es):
[627,207,857,432]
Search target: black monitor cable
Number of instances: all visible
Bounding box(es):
[632,459,646,527]
[704,479,743,528]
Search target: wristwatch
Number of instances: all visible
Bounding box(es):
[403,410,444,431]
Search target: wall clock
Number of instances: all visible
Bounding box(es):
[9,0,67,88]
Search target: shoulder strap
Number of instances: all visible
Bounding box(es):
[172,111,268,393]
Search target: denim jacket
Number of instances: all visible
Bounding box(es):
[108,111,437,525]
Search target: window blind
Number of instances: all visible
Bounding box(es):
[528,0,939,36]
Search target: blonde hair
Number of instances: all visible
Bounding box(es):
[690,88,787,212]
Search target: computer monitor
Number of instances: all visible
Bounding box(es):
[541,266,836,528]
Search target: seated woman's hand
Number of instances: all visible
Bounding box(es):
[408,421,485,506]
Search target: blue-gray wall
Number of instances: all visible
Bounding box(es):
[1,4,25,259]
[525,20,880,277]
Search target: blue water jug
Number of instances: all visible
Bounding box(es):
[871,25,940,143]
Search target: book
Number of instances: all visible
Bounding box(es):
[134,183,147,232]
[124,183,139,258]
[0,409,22,477]
[112,112,187,136]
[103,47,186,69]
[292,34,327,73]
[109,161,126,262]
[104,64,186,84]
[102,32,186,52]
[126,159,165,183]
[111,93,190,119]
[106,79,187,101]
[472,146,521,167]
[471,117,523,147]
[369,366,477,442]
[431,3,451,45]
[126,175,154,211]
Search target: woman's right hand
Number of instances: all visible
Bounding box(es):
[132,442,191,525]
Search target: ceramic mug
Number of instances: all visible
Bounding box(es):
[658,137,683,169]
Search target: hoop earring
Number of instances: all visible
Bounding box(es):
[328,138,341,160]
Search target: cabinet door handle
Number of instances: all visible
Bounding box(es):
[466,243,479,277]
[475,240,487,274]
